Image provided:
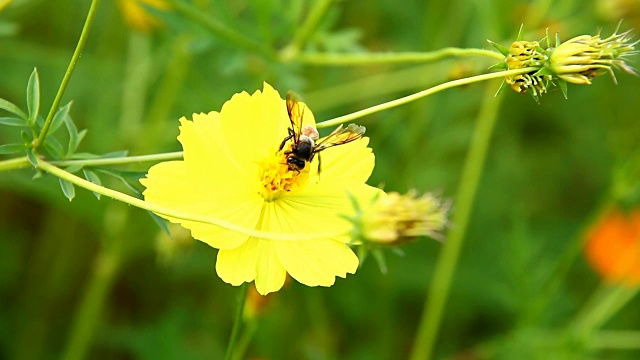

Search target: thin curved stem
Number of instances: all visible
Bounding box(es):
[294,48,504,66]
[36,159,346,241]
[0,156,30,171]
[224,283,249,360]
[572,284,639,337]
[50,152,183,167]
[32,0,99,150]
[316,67,535,129]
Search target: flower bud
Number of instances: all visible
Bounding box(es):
[360,190,449,245]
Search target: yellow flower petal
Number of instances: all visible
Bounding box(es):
[217,238,287,295]
[275,239,358,286]
[307,137,375,186]
[280,183,383,242]
[178,113,251,187]
[219,83,316,170]
[141,160,263,250]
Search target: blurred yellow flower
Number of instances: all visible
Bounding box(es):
[118,0,169,33]
[141,83,382,295]
[0,0,12,12]
[585,207,640,286]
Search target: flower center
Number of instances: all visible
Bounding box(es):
[258,149,309,201]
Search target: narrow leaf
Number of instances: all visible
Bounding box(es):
[558,79,568,99]
[493,80,508,97]
[26,149,38,167]
[65,164,84,173]
[43,136,65,160]
[95,168,145,197]
[148,211,171,236]
[371,248,388,274]
[64,116,79,157]
[59,178,76,201]
[49,102,73,135]
[487,39,509,57]
[83,169,102,199]
[0,143,27,155]
[74,129,88,153]
[99,150,129,159]
[0,98,28,120]
[26,68,40,126]
[0,117,28,127]
[516,24,525,41]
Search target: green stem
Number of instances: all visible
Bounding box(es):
[32,0,99,150]
[0,156,30,171]
[35,159,345,241]
[225,283,248,360]
[165,0,272,57]
[232,319,257,360]
[61,246,121,360]
[572,284,640,337]
[590,330,640,349]
[316,67,535,129]
[280,0,334,60]
[119,31,151,147]
[50,152,184,167]
[409,82,503,360]
[293,48,504,66]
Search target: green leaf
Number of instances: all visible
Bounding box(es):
[148,211,170,236]
[99,150,129,158]
[68,150,128,160]
[64,115,79,157]
[493,80,508,97]
[95,168,146,196]
[20,130,31,144]
[0,98,28,120]
[49,102,73,135]
[59,178,75,201]
[43,136,65,160]
[83,169,102,199]
[558,79,568,99]
[65,164,84,173]
[487,39,509,57]
[371,248,388,274]
[74,129,88,153]
[0,116,28,127]
[516,24,524,41]
[26,149,38,167]
[487,62,507,71]
[0,143,27,155]
[26,68,40,126]
[533,67,554,76]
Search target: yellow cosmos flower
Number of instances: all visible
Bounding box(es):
[141,83,382,295]
[118,0,169,33]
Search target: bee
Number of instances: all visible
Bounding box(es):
[278,92,366,174]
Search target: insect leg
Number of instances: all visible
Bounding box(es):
[278,128,295,152]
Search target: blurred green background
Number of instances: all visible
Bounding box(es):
[1,0,640,359]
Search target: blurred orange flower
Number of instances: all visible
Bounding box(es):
[585,207,640,286]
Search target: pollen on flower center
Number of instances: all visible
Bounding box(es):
[258,150,309,201]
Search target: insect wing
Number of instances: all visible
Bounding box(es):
[286,91,305,144]
[314,124,366,152]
